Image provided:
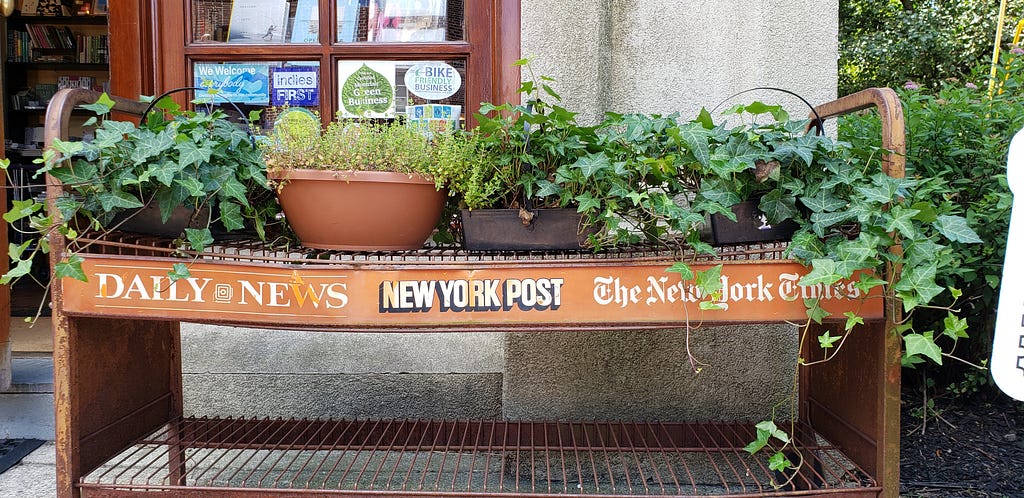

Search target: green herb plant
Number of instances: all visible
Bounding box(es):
[1,91,279,316]
[261,109,437,176]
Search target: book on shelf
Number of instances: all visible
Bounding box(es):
[228,0,289,44]
[57,74,97,91]
[289,0,318,43]
[18,0,39,15]
[24,24,75,50]
[336,0,364,43]
[368,0,446,42]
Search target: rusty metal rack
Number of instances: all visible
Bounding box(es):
[80,417,878,496]
[45,87,905,498]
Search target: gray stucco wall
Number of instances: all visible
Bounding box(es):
[521,0,839,124]
[182,0,835,424]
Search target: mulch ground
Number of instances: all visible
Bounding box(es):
[900,391,1024,497]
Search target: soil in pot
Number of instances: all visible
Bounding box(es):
[271,169,445,251]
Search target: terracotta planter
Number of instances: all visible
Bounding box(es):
[270,169,445,251]
[710,198,798,245]
[460,208,597,251]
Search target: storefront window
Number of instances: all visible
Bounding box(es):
[189,0,465,44]
[161,1,508,126]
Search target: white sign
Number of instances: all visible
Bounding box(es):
[993,127,1024,401]
[404,62,461,101]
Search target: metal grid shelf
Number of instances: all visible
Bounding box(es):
[74,231,793,267]
[80,417,878,497]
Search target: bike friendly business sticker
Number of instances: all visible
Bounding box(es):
[404,62,461,100]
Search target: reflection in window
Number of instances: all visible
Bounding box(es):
[190,0,464,45]
[338,0,464,43]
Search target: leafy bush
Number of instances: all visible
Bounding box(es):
[839,49,1024,373]
[839,0,1023,95]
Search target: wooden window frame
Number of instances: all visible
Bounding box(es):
[142,1,521,127]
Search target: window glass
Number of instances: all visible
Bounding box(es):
[336,59,466,126]
[191,60,322,130]
[188,0,465,44]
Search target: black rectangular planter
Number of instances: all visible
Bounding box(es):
[460,208,594,251]
[710,199,798,245]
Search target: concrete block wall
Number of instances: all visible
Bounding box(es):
[181,0,836,423]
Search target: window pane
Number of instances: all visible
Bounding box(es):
[192,0,310,44]
[189,0,465,44]
[192,61,322,130]
[337,59,466,128]
[337,0,464,43]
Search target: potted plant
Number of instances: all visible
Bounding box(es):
[418,59,591,251]
[261,109,449,251]
[1,89,281,296]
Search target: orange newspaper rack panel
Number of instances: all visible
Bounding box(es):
[59,255,884,329]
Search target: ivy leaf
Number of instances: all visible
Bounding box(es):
[177,140,213,169]
[574,192,602,213]
[904,332,943,365]
[699,301,727,310]
[674,124,711,168]
[571,153,610,178]
[96,190,145,211]
[184,227,214,253]
[219,202,245,231]
[695,265,723,295]
[799,259,841,287]
[167,263,191,282]
[934,215,982,243]
[884,205,920,239]
[79,92,116,114]
[756,420,790,444]
[3,198,42,223]
[942,312,969,340]
[219,177,250,206]
[695,107,715,129]
[805,298,831,324]
[818,330,841,350]
[54,254,88,282]
[758,190,798,224]
[843,311,864,331]
[666,262,694,281]
[175,177,207,197]
[894,261,943,310]
[768,452,794,472]
[1,259,33,285]
[130,128,176,165]
[810,210,855,230]
[800,189,847,213]
[535,179,561,198]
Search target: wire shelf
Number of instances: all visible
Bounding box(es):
[79,417,878,497]
[73,232,793,267]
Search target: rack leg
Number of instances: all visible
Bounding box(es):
[801,320,900,498]
[54,314,182,498]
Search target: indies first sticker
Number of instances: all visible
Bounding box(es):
[271,66,320,106]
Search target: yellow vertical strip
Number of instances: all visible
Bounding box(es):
[988,0,1010,98]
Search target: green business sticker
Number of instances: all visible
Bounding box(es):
[341,63,394,117]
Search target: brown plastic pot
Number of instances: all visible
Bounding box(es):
[460,208,597,251]
[269,169,445,251]
[709,198,798,245]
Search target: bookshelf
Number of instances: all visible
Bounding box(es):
[2,10,109,312]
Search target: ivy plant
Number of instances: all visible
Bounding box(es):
[2,91,281,296]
